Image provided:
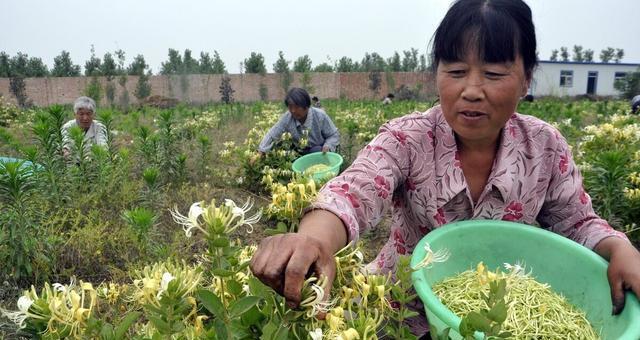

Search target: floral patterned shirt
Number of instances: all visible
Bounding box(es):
[310,105,628,335]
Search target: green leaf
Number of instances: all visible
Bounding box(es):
[459,317,474,337]
[197,289,225,319]
[437,327,451,340]
[213,318,228,339]
[226,279,243,296]
[114,312,141,339]
[99,323,114,340]
[487,300,508,324]
[229,296,262,318]
[211,268,235,277]
[147,316,171,334]
[498,331,512,338]
[240,305,265,326]
[211,237,230,247]
[465,311,492,333]
[272,325,289,340]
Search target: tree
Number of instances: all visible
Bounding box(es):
[219,75,235,104]
[571,45,583,62]
[614,68,640,100]
[244,52,266,75]
[560,47,569,62]
[100,52,117,79]
[101,52,118,106]
[128,54,149,76]
[368,71,382,97]
[402,48,419,72]
[550,49,559,61]
[583,49,594,62]
[614,48,624,63]
[115,49,130,109]
[387,52,402,72]
[128,54,151,101]
[211,51,226,74]
[0,52,10,77]
[360,52,386,72]
[83,76,103,106]
[599,47,615,63]
[418,54,429,72]
[9,52,29,77]
[336,57,355,72]
[293,55,312,73]
[51,50,81,77]
[26,57,49,77]
[160,49,182,75]
[273,51,292,93]
[314,63,334,72]
[182,49,199,74]
[84,45,102,76]
[9,77,30,108]
[199,52,214,74]
[273,51,290,73]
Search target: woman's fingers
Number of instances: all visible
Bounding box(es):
[283,241,322,308]
[251,233,334,312]
[609,274,625,315]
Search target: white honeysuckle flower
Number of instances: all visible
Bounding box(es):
[224,199,262,233]
[17,296,33,314]
[52,283,66,292]
[157,272,175,299]
[309,328,323,340]
[411,243,450,270]
[171,202,208,237]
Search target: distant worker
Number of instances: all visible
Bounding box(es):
[632,94,640,114]
[61,96,108,158]
[255,88,340,159]
[382,93,395,105]
[312,96,322,108]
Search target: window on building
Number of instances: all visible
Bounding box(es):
[614,72,627,83]
[560,70,573,87]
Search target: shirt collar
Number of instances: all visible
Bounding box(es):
[294,107,313,128]
[432,106,517,204]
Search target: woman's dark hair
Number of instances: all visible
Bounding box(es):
[431,0,538,78]
[284,88,311,109]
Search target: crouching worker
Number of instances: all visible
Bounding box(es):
[61,96,108,159]
[253,88,340,163]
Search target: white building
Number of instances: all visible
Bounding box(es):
[531,61,639,97]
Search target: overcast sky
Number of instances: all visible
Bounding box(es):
[2,0,639,74]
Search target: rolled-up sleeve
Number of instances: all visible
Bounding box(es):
[537,134,628,250]
[309,122,411,243]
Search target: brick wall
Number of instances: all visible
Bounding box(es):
[0,72,436,106]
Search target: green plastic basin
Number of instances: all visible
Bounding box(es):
[291,152,343,182]
[0,156,43,174]
[410,220,640,340]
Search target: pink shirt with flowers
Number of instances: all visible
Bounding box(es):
[310,105,627,334]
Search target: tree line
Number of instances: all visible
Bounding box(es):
[0,48,431,78]
[549,46,625,63]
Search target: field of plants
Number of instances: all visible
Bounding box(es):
[0,95,639,339]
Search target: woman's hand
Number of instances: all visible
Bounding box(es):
[596,237,640,314]
[250,233,336,313]
[249,210,347,317]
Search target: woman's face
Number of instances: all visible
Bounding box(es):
[288,103,309,122]
[436,50,530,148]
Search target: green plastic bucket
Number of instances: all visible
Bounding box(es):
[410,220,640,340]
[291,152,343,182]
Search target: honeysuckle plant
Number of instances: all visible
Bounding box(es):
[264,175,318,234]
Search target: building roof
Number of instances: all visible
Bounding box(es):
[539,60,640,67]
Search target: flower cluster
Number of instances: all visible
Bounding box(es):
[1,279,97,338]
